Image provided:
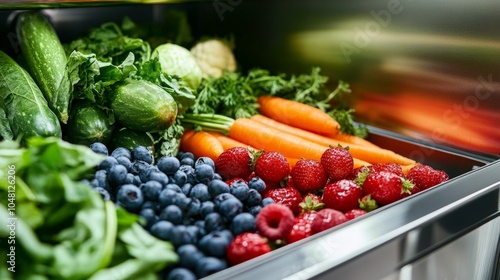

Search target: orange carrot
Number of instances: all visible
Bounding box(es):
[330,132,380,149]
[257,96,340,136]
[228,118,371,168]
[250,114,415,165]
[180,130,224,161]
[401,163,418,176]
[208,132,256,150]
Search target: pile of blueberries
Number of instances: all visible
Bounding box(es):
[87,142,274,280]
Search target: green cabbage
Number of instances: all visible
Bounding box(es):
[153,43,203,89]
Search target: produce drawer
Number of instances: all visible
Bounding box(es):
[1,2,499,280]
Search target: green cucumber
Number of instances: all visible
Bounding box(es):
[110,79,177,132]
[110,127,155,152]
[66,100,113,145]
[16,11,71,123]
[0,50,62,140]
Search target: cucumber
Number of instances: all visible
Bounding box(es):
[16,11,71,124]
[66,100,113,145]
[110,79,177,132]
[0,50,62,140]
[110,127,155,152]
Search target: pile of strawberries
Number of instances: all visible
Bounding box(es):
[215,146,449,266]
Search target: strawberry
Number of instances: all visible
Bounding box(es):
[358,194,378,212]
[298,193,324,214]
[215,147,252,181]
[256,203,294,241]
[344,208,367,220]
[406,164,449,193]
[311,208,348,234]
[285,211,318,244]
[362,171,414,206]
[226,232,272,266]
[264,187,303,215]
[254,151,290,184]
[322,179,362,212]
[371,162,404,177]
[290,159,328,192]
[321,146,354,181]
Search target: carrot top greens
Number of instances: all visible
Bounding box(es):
[189,67,368,138]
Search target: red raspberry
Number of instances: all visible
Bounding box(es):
[256,203,294,241]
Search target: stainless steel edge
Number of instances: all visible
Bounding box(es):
[204,160,500,280]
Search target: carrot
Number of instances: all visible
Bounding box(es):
[250,114,415,165]
[257,96,340,136]
[228,118,371,168]
[208,132,256,150]
[401,163,418,176]
[330,132,380,149]
[180,130,224,161]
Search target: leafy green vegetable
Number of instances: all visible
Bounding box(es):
[0,107,13,140]
[153,43,203,89]
[155,117,185,157]
[0,137,177,279]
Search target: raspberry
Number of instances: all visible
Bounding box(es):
[255,203,294,241]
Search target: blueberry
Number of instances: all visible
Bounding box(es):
[166,268,197,280]
[181,152,195,161]
[108,164,128,187]
[89,178,99,188]
[176,244,205,271]
[181,183,192,196]
[207,179,230,199]
[261,197,275,207]
[185,225,202,243]
[131,160,150,175]
[150,220,174,241]
[230,212,256,236]
[195,156,215,169]
[176,195,192,212]
[159,189,182,208]
[212,173,223,181]
[189,183,211,202]
[213,193,236,211]
[200,201,215,218]
[171,170,187,186]
[195,256,228,278]
[139,166,159,183]
[140,180,163,201]
[139,208,158,229]
[132,146,153,164]
[148,170,169,185]
[132,175,142,186]
[116,184,144,212]
[248,176,267,193]
[141,200,161,213]
[218,197,243,222]
[180,157,195,166]
[229,180,250,201]
[115,156,133,172]
[185,197,201,218]
[94,187,111,201]
[97,156,118,172]
[157,156,181,175]
[204,212,225,233]
[159,205,183,225]
[164,183,182,193]
[90,142,108,155]
[245,189,262,206]
[94,169,109,189]
[195,164,214,184]
[179,165,196,184]
[170,225,196,247]
[198,230,232,258]
[248,205,262,216]
[111,147,131,159]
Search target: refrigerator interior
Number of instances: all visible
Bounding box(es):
[1,1,499,279]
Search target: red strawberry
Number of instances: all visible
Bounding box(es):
[358,194,378,212]
[322,179,362,212]
[290,159,328,192]
[227,232,272,266]
[311,208,348,234]
[285,211,318,244]
[371,163,404,177]
[362,171,414,206]
[406,164,449,193]
[321,146,354,181]
[298,193,324,214]
[254,151,290,184]
[215,147,252,181]
[264,187,303,215]
[256,203,294,241]
[344,208,367,220]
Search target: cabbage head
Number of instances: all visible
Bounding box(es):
[153,43,203,89]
